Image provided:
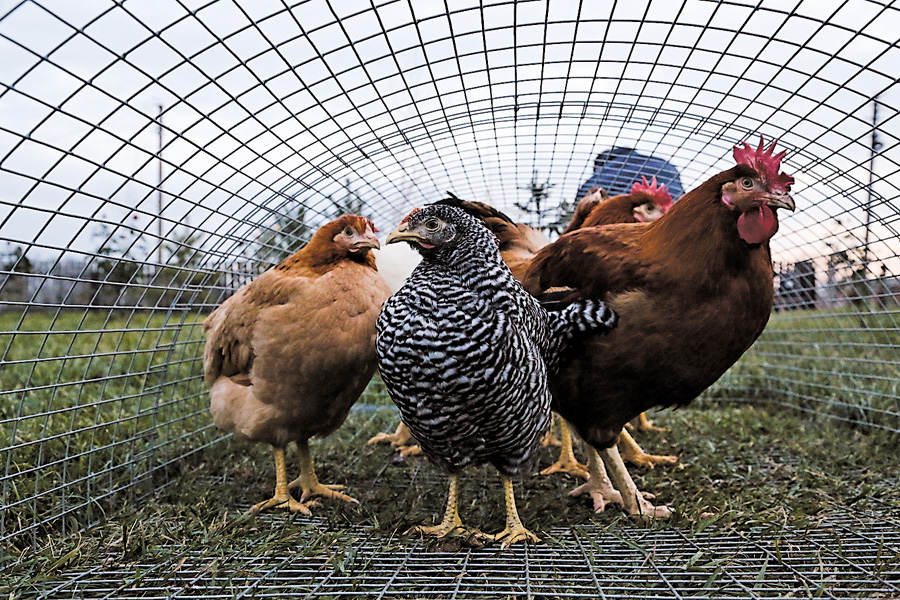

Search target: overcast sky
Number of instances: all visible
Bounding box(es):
[0,0,897,275]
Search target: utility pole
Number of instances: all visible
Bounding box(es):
[157,104,164,267]
[863,96,880,277]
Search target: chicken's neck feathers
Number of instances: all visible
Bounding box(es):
[414,248,536,319]
[274,232,377,276]
[640,165,771,286]
[587,195,642,226]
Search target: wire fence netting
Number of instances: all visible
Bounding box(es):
[1,0,898,597]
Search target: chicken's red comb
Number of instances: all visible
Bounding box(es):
[733,136,795,192]
[401,208,421,223]
[631,176,673,208]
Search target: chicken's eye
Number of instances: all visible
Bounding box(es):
[423,218,441,232]
[739,177,755,190]
[343,226,354,237]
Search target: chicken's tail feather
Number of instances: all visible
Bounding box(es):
[543,296,618,372]
[538,286,580,311]
[553,298,618,336]
[434,193,517,225]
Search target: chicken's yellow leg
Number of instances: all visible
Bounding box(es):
[250,446,312,514]
[540,418,589,478]
[634,412,667,432]
[618,428,678,468]
[489,475,540,547]
[540,413,562,447]
[366,422,413,446]
[289,439,359,505]
[409,473,472,538]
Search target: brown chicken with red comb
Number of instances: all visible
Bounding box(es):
[566,176,674,233]
[523,137,795,516]
[543,175,679,477]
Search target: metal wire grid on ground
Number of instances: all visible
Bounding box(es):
[13,402,900,600]
[0,0,898,591]
[24,512,900,599]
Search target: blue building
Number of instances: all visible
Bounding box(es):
[576,147,685,200]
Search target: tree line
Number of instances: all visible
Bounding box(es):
[0,184,368,312]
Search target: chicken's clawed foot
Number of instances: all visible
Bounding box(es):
[289,441,359,505]
[407,520,488,544]
[621,492,672,519]
[541,417,589,478]
[489,475,540,548]
[620,448,679,469]
[569,476,624,513]
[409,473,487,544]
[618,428,678,469]
[250,446,320,515]
[489,524,540,548]
[367,432,403,446]
[291,480,359,505]
[366,422,412,447]
[250,493,316,515]
[393,444,422,461]
[600,446,673,519]
[633,412,667,433]
[540,456,589,479]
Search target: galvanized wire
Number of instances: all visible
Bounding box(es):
[0,0,898,595]
[24,513,900,599]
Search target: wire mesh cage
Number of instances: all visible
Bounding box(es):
[1,0,899,597]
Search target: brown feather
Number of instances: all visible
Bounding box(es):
[565,190,669,233]
[523,164,779,450]
[565,187,607,232]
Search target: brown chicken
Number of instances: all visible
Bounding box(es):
[555,175,680,471]
[565,187,607,233]
[204,215,392,514]
[522,137,795,516]
[565,176,674,233]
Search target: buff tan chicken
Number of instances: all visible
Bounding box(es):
[204,215,391,514]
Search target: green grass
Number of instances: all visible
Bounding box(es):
[1,305,899,592]
[2,401,899,591]
[714,307,900,431]
[0,309,213,544]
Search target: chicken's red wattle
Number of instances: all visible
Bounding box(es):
[737,205,777,244]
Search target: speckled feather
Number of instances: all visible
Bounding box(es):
[375,204,616,476]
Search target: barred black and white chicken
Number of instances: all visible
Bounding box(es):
[375,203,617,546]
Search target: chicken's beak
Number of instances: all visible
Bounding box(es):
[348,229,380,252]
[633,203,665,223]
[765,193,795,211]
[386,222,426,245]
[351,237,380,251]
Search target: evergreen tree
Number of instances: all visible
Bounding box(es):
[254,202,311,265]
[0,243,34,302]
[330,178,365,218]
